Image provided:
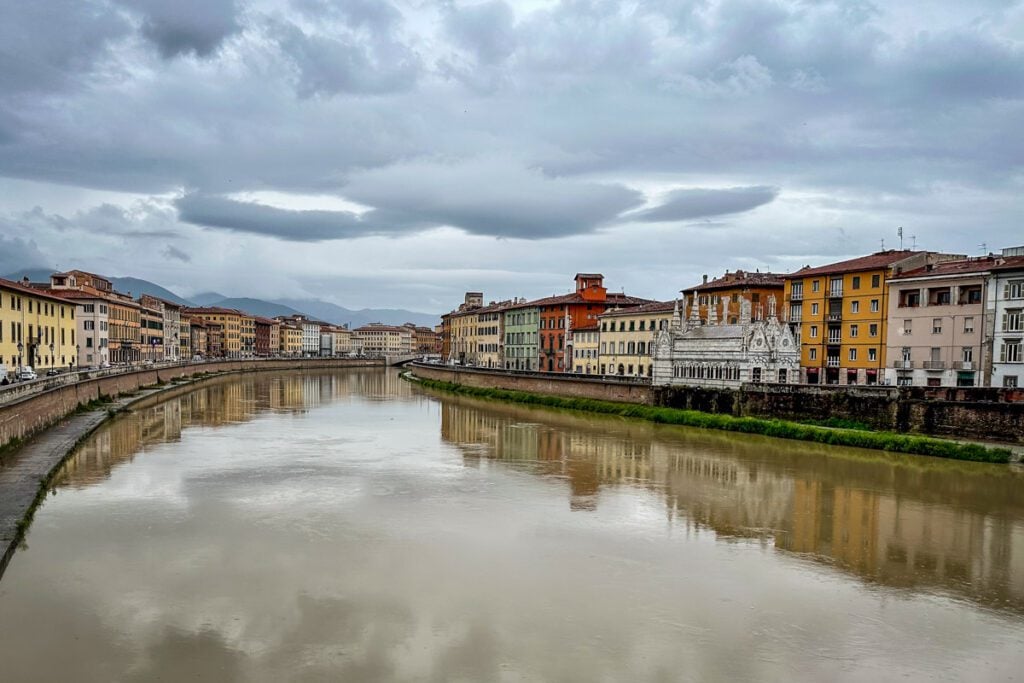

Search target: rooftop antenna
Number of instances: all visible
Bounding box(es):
[911,235,917,250]
[979,242,987,255]
[897,226,903,250]
[880,238,885,250]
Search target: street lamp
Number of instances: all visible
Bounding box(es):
[49,342,54,370]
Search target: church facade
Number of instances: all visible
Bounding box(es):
[652,294,800,388]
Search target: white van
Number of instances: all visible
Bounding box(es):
[17,366,38,381]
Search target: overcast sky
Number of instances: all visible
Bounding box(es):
[1,0,1022,313]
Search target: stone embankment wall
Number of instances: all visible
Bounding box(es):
[0,359,381,450]
[409,364,1024,443]
[408,364,653,405]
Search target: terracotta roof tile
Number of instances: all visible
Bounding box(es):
[785,250,923,278]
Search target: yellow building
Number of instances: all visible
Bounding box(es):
[240,314,256,356]
[783,250,960,385]
[598,301,676,377]
[449,309,480,364]
[475,301,514,368]
[0,277,78,374]
[183,307,243,358]
[279,324,303,356]
[569,324,600,374]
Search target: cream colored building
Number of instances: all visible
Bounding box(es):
[353,324,413,355]
[570,324,600,374]
[279,324,303,356]
[598,301,676,377]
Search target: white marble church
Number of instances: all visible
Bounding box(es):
[652,294,800,388]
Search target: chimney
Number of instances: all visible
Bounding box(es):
[702,274,708,285]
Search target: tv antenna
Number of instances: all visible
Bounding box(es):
[910,235,917,250]
[979,242,987,255]
[897,226,903,250]
[880,238,885,250]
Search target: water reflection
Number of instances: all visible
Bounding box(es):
[440,394,1024,614]
[55,370,414,488]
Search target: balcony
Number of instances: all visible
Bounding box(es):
[826,337,842,345]
[826,312,842,322]
[952,361,973,370]
[789,291,803,302]
[826,358,841,368]
[923,360,946,370]
[892,360,914,369]
[828,287,844,298]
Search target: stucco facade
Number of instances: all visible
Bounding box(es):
[598,301,676,377]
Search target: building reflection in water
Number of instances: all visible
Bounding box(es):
[54,370,411,489]
[440,394,1024,615]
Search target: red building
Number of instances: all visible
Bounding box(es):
[535,273,651,373]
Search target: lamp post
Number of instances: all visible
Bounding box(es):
[17,341,23,371]
[49,341,54,370]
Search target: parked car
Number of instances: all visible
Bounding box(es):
[45,368,61,377]
[17,366,38,381]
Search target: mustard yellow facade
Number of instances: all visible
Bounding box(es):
[449,310,480,364]
[279,324,303,356]
[598,302,675,377]
[0,278,77,374]
[784,250,960,384]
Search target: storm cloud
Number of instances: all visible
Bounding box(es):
[634,186,780,222]
[0,0,1022,311]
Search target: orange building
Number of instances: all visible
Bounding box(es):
[682,270,785,324]
[535,273,650,373]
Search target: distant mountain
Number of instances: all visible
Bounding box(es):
[2,267,53,284]
[109,277,192,305]
[201,297,305,319]
[191,291,229,306]
[1,269,439,328]
[2,269,192,305]
[273,298,439,329]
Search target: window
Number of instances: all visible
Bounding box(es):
[752,367,762,382]
[851,301,860,314]
[812,280,820,292]
[868,348,877,361]
[810,325,818,338]
[809,348,817,360]
[811,303,819,315]
[872,274,880,287]
[638,320,645,331]
[903,319,912,335]
[1005,376,1019,388]
[1004,280,1024,299]
[850,324,859,338]
[870,299,879,313]
[1004,309,1023,332]
[628,320,635,332]
[902,347,911,362]
[962,346,973,363]
[852,276,861,290]
[899,290,921,308]
[869,323,878,337]
[964,317,975,333]
[849,348,857,361]
[1001,340,1022,363]
[932,318,942,334]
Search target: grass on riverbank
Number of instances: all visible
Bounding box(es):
[406,375,1011,464]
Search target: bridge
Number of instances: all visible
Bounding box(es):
[385,354,423,366]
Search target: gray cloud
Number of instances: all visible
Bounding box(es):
[274,19,420,97]
[162,245,191,263]
[121,0,240,59]
[175,193,373,241]
[444,1,517,65]
[0,234,48,276]
[634,186,780,222]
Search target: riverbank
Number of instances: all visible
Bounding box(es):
[0,363,377,579]
[404,373,1013,464]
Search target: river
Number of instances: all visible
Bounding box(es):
[0,369,1022,681]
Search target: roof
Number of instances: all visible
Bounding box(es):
[684,270,784,292]
[183,306,244,316]
[530,292,653,308]
[785,250,922,278]
[683,324,746,340]
[0,278,79,305]
[354,323,410,332]
[253,316,280,325]
[573,322,599,331]
[599,300,677,317]
[891,255,1024,280]
[574,273,604,280]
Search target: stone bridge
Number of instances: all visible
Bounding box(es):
[385,354,422,366]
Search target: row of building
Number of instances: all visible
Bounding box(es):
[440,246,1024,389]
[0,269,441,374]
